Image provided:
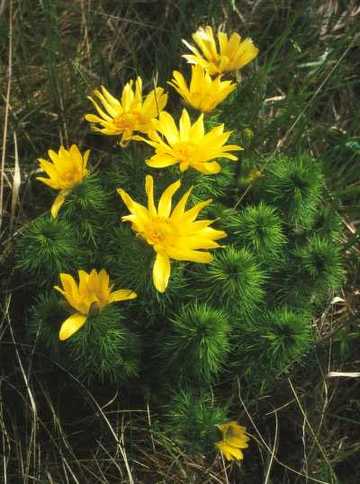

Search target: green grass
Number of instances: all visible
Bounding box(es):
[1,0,360,482]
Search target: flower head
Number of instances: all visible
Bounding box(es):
[215,421,250,461]
[36,145,89,218]
[168,65,236,113]
[141,109,242,174]
[54,269,137,341]
[117,175,226,293]
[183,26,259,76]
[84,77,168,147]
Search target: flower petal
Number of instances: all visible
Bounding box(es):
[50,190,69,218]
[156,111,179,146]
[145,175,157,215]
[110,289,138,302]
[170,187,193,222]
[179,109,191,141]
[59,313,87,341]
[153,253,171,293]
[146,153,179,168]
[215,441,244,461]
[167,247,213,263]
[193,161,221,174]
[158,179,181,218]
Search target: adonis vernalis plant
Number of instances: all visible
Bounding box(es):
[168,65,237,112]
[215,421,250,461]
[85,77,168,146]
[117,175,226,292]
[16,22,346,473]
[37,144,89,217]
[141,109,242,174]
[54,269,137,340]
[182,25,259,75]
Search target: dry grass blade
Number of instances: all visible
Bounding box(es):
[10,131,20,233]
[288,378,337,483]
[237,378,330,484]
[0,383,11,484]
[6,295,39,484]
[327,371,360,378]
[0,0,6,16]
[264,409,279,484]
[0,0,13,232]
[234,34,356,210]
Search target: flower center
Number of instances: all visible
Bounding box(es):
[60,168,84,189]
[113,111,146,132]
[63,170,78,183]
[173,142,197,168]
[224,427,236,441]
[142,217,175,249]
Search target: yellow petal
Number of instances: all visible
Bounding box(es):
[170,187,193,221]
[55,273,86,313]
[146,153,179,169]
[59,313,87,341]
[87,95,114,122]
[217,31,228,56]
[226,435,250,448]
[50,190,68,218]
[58,273,76,294]
[215,441,244,461]
[153,253,171,293]
[38,158,59,179]
[227,32,242,57]
[110,289,138,302]
[190,113,205,139]
[93,88,120,118]
[83,149,91,169]
[142,87,168,117]
[193,161,221,174]
[157,179,181,218]
[167,247,213,263]
[145,175,157,215]
[98,269,110,292]
[168,70,189,98]
[69,144,82,165]
[48,149,60,165]
[183,198,212,223]
[182,38,203,59]
[121,80,135,111]
[117,188,150,223]
[78,270,90,295]
[134,77,143,103]
[157,111,179,146]
[100,85,122,110]
[179,109,191,141]
[36,176,60,190]
[88,269,100,294]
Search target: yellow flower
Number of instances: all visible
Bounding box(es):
[215,421,250,461]
[168,65,236,112]
[183,25,259,76]
[36,145,89,218]
[54,269,137,341]
[117,175,226,293]
[84,77,168,147]
[141,109,242,174]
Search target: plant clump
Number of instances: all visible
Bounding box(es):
[15,23,344,467]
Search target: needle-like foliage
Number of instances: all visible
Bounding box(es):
[262,154,325,230]
[162,302,231,384]
[16,216,87,282]
[165,390,227,455]
[193,246,266,318]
